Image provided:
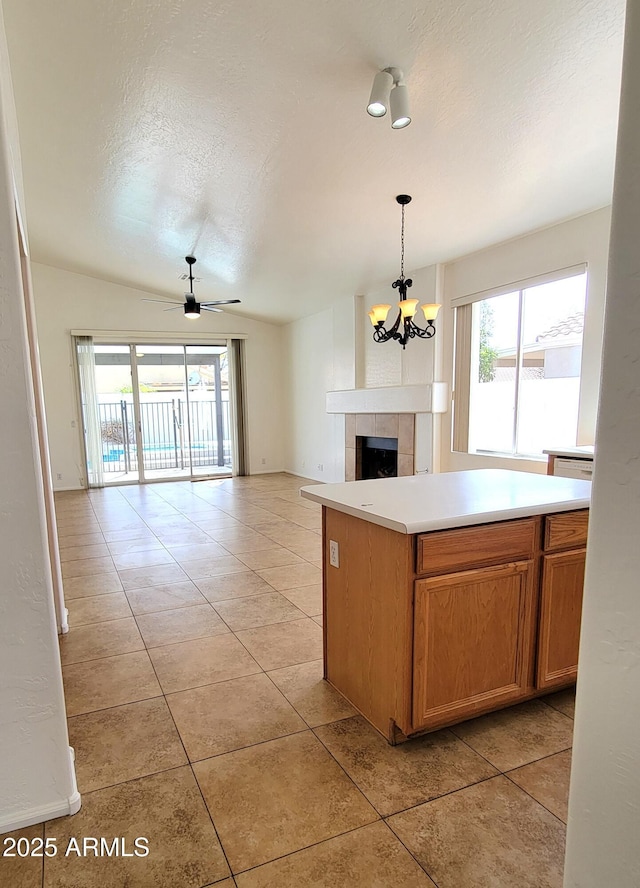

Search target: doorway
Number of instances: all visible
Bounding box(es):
[76,339,238,485]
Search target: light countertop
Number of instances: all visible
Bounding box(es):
[300,469,591,535]
[543,446,595,459]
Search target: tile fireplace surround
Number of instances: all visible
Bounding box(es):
[345,414,415,481]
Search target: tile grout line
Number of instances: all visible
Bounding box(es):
[66,689,164,720]
[381,770,504,820]
[501,770,569,827]
[64,598,320,661]
[55,478,518,884]
[118,510,319,803]
[379,819,443,888]
[227,821,389,880]
[449,722,574,776]
[135,629,238,884]
[444,724,574,826]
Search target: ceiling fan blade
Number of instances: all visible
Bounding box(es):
[201,299,242,306]
[163,306,182,311]
[142,298,182,305]
[200,305,223,313]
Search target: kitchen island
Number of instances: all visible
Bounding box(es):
[301,469,590,744]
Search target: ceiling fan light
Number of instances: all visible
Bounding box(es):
[422,302,442,322]
[184,302,201,319]
[367,70,393,117]
[390,83,411,128]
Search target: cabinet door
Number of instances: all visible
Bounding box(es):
[537,548,585,690]
[412,560,536,731]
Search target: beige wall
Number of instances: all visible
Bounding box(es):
[284,266,443,481]
[284,209,610,481]
[32,262,287,489]
[439,206,611,473]
[283,294,356,483]
[564,2,640,882]
[0,5,78,831]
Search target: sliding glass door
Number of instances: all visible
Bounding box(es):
[87,343,140,484]
[136,345,190,481]
[185,345,230,478]
[76,339,235,485]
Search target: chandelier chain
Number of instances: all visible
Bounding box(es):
[400,204,405,280]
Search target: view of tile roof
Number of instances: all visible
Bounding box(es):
[536,312,584,341]
[493,367,545,382]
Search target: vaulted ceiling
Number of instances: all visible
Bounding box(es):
[3,0,625,322]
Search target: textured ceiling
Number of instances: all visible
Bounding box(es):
[3,0,626,323]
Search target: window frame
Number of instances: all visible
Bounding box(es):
[452,264,588,459]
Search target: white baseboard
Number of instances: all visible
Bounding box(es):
[58,606,70,635]
[248,468,287,476]
[0,748,81,835]
[283,469,325,483]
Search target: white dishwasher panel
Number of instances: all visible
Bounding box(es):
[553,457,594,480]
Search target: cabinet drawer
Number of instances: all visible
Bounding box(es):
[416,518,537,576]
[544,510,589,552]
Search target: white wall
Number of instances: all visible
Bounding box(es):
[284,295,355,483]
[284,266,442,482]
[564,1,640,883]
[32,263,287,489]
[284,210,610,483]
[440,207,611,473]
[363,264,440,388]
[0,5,78,832]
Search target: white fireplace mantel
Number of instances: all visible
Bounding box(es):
[326,383,448,415]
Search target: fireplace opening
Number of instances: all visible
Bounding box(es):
[356,436,398,480]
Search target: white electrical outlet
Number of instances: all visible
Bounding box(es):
[260,458,266,465]
[317,463,324,471]
[329,540,340,568]
[56,473,62,481]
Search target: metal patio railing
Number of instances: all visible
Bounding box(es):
[99,398,231,474]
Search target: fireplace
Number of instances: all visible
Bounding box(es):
[345,413,416,481]
[357,436,398,479]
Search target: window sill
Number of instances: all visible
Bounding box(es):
[473,450,547,462]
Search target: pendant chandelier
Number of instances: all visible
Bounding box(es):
[368,195,441,349]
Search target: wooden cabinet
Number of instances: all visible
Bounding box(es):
[416,518,537,575]
[413,560,536,731]
[536,510,587,689]
[544,510,589,551]
[323,505,587,743]
[536,548,585,689]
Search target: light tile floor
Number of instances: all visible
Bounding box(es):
[2,473,576,888]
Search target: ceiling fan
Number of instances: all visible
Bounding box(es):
[143,256,241,319]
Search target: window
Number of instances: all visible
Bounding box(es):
[453,268,588,458]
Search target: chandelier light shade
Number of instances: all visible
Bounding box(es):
[422,303,441,321]
[369,195,442,349]
[366,67,411,128]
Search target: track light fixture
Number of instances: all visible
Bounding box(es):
[366,67,411,129]
[368,195,441,349]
